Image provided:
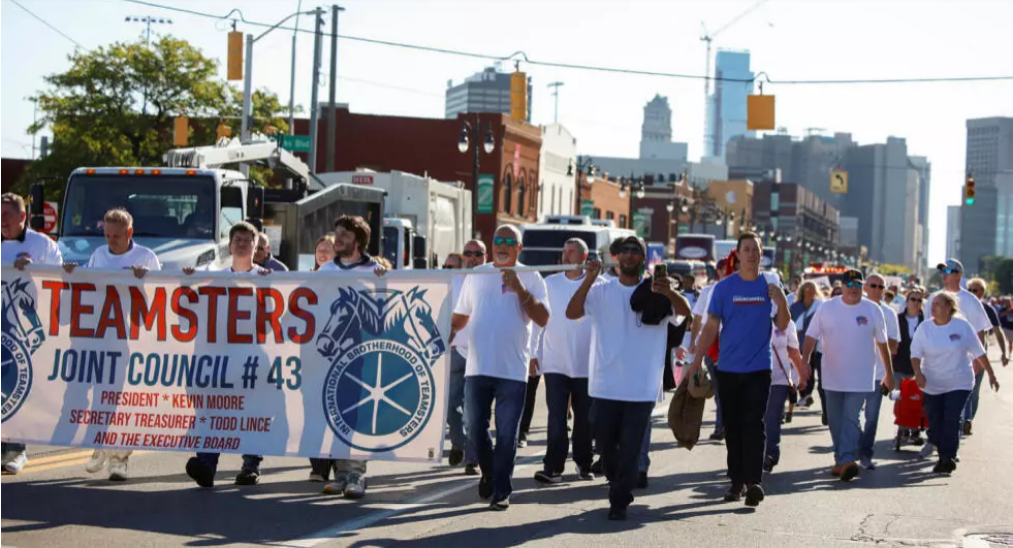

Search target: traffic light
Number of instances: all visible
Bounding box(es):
[227,31,243,81]
[510,70,527,121]
[964,175,976,206]
[173,116,188,146]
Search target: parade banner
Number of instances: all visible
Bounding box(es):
[1,267,453,463]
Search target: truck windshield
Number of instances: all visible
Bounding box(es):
[522,230,597,250]
[62,175,216,239]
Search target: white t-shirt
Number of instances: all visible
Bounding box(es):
[872,301,901,381]
[317,256,379,273]
[584,277,681,402]
[454,263,549,382]
[905,314,923,340]
[807,297,888,392]
[928,289,992,334]
[910,317,986,395]
[451,275,472,358]
[537,273,598,378]
[1,227,62,266]
[87,241,161,271]
[772,319,800,386]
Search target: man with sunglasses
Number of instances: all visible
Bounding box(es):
[858,274,901,470]
[961,277,1009,437]
[447,240,487,475]
[452,227,549,511]
[928,259,995,438]
[253,232,288,272]
[803,269,894,483]
[567,235,690,520]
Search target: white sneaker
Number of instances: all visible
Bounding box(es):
[308,473,327,482]
[85,449,108,474]
[919,443,935,459]
[322,474,348,495]
[859,457,876,470]
[3,451,28,474]
[343,473,367,499]
[107,456,129,481]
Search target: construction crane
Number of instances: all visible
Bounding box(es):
[547,81,565,124]
[701,0,770,156]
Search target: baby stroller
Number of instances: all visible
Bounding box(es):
[893,377,927,451]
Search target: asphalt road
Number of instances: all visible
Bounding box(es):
[3,347,1012,548]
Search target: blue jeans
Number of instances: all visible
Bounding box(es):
[543,374,593,473]
[705,356,721,427]
[195,453,263,472]
[860,384,885,460]
[465,374,527,503]
[962,369,985,422]
[591,398,654,509]
[448,351,475,464]
[824,391,866,465]
[764,384,791,462]
[925,390,970,460]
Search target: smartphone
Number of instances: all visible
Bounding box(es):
[653,263,667,279]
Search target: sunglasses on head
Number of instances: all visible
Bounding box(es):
[866,283,884,290]
[619,245,643,255]
[845,281,863,289]
[493,236,518,247]
[463,250,485,257]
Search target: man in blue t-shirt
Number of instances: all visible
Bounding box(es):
[688,232,801,508]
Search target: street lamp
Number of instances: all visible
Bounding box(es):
[569,157,597,216]
[666,201,675,256]
[459,115,496,234]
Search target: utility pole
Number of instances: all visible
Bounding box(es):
[547,82,564,124]
[288,0,304,134]
[126,15,172,46]
[326,5,344,173]
[308,7,325,174]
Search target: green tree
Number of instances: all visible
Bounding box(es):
[876,263,912,276]
[20,36,290,198]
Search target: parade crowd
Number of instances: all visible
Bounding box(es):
[2,191,1009,521]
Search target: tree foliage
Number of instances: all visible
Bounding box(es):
[875,263,912,276]
[20,36,291,198]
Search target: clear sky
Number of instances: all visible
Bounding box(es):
[3,0,1011,265]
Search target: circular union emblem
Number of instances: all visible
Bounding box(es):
[2,331,33,424]
[323,340,436,452]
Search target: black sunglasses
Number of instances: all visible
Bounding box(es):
[463,250,485,257]
[493,237,518,247]
[618,245,643,255]
[866,283,885,290]
[908,297,923,303]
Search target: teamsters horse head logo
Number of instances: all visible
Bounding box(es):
[316,286,446,452]
[2,278,44,423]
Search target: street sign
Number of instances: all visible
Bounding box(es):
[42,201,58,234]
[277,135,311,153]
[633,212,646,237]
[581,200,594,218]
[477,174,494,214]
[830,170,848,194]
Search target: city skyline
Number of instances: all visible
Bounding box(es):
[2,0,1011,267]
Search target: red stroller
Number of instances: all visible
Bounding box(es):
[893,377,928,451]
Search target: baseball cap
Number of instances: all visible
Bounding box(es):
[616,235,646,255]
[842,269,864,285]
[936,258,963,273]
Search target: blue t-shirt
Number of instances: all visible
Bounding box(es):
[708,273,777,373]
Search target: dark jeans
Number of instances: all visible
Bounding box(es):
[195,453,263,472]
[800,352,825,412]
[925,390,971,461]
[465,375,527,503]
[309,458,333,478]
[592,398,654,510]
[543,374,593,473]
[764,384,791,462]
[705,357,721,427]
[519,374,541,438]
[1,443,26,453]
[962,369,985,422]
[716,369,771,487]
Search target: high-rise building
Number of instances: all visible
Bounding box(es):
[445,67,532,122]
[639,95,688,161]
[946,205,961,260]
[960,117,1013,270]
[707,49,754,159]
[909,156,931,272]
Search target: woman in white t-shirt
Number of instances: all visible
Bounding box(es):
[911,292,1000,474]
[763,319,804,473]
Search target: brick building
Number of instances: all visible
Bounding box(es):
[293,108,542,248]
[578,175,630,227]
[753,181,840,275]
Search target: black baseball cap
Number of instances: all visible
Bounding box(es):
[616,235,647,255]
[842,269,864,285]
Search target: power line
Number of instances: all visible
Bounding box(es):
[117,0,1013,86]
[6,0,85,49]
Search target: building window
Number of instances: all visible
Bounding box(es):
[517,177,526,217]
[620,214,628,228]
[593,208,602,220]
[503,172,513,214]
[606,211,615,221]
[550,185,556,215]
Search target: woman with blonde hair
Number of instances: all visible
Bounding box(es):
[911,292,1000,474]
[790,280,826,422]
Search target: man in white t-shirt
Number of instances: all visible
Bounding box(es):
[567,236,690,521]
[803,269,894,483]
[1,193,63,474]
[533,238,599,485]
[452,225,550,511]
[447,239,486,475]
[858,273,901,470]
[315,215,386,499]
[929,259,995,437]
[184,222,271,489]
[64,208,161,481]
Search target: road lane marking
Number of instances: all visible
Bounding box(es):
[22,450,94,466]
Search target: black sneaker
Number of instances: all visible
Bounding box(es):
[534,470,563,484]
[464,464,480,476]
[185,457,215,488]
[744,484,765,507]
[709,427,726,441]
[235,468,260,486]
[723,484,745,502]
[607,506,627,521]
[821,413,828,426]
[478,475,493,499]
[590,457,603,476]
[784,411,793,424]
[448,449,464,467]
[762,455,777,473]
[489,497,510,511]
[517,433,528,449]
[944,458,957,473]
[911,433,925,446]
[636,472,648,489]
[577,466,595,481]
